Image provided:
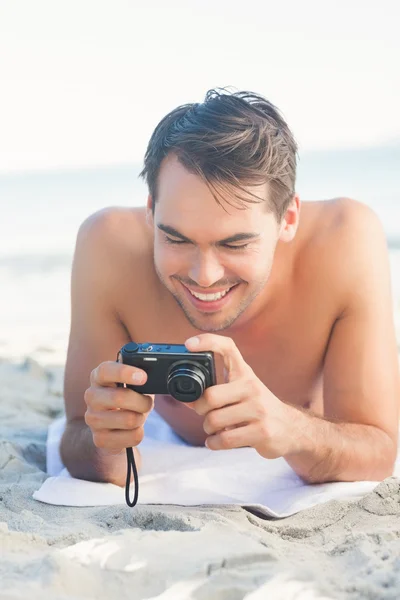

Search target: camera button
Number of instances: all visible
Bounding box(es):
[124,342,139,353]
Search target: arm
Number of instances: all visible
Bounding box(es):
[61,418,141,486]
[285,199,400,483]
[60,209,141,487]
[284,405,396,483]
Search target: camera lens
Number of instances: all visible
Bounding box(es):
[167,362,209,402]
[176,378,195,393]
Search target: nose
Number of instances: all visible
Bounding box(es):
[188,249,225,288]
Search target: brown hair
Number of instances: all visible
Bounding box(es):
[139,86,298,222]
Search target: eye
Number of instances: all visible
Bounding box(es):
[164,237,186,245]
[224,244,250,250]
[164,236,249,250]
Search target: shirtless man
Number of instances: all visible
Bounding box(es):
[60,89,400,486]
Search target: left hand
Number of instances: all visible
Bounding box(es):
[184,333,294,458]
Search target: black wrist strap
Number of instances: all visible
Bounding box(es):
[116,350,139,507]
[125,447,139,507]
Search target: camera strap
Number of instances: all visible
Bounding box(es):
[125,447,139,507]
[115,350,140,507]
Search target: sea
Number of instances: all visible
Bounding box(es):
[1,143,400,366]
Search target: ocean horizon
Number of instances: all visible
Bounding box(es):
[2,141,399,364]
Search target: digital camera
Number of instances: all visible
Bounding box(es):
[118,342,216,402]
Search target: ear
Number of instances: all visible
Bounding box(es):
[278,194,300,242]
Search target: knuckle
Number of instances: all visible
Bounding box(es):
[206,412,218,432]
[203,418,211,435]
[96,362,108,381]
[92,430,106,448]
[254,406,266,422]
[219,430,232,449]
[125,412,138,429]
[203,390,217,413]
[131,427,144,446]
[253,399,267,420]
[92,411,103,429]
[91,363,103,385]
[89,368,96,385]
[134,412,146,428]
[146,395,155,411]
[90,364,101,384]
[83,410,90,426]
[83,387,93,406]
[258,419,270,438]
[84,409,95,427]
[135,392,153,414]
[228,336,236,350]
[204,386,215,404]
[246,377,259,395]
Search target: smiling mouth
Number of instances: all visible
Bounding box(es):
[180,281,240,312]
[184,284,236,301]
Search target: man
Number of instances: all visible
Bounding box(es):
[60,88,400,487]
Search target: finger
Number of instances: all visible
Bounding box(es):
[202,403,251,436]
[85,385,154,414]
[190,380,246,416]
[85,407,147,431]
[185,334,252,382]
[90,361,148,388]
[92,427,145,451]
[205,423,256,451]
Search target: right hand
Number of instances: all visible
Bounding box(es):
[84,361,154,454]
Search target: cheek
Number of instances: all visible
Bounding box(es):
[154,244,184,273]
[226,254,263,280]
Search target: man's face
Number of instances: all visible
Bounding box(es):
[148,154,282,333]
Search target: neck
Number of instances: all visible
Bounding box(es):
[224,238,295,343]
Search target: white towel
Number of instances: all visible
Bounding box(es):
[33,410,400,518]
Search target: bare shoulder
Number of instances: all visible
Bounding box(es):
[299,197,385,265]
[77,205,153,271]
[317,197,389,316]
[323,197,387,269]
[326,196,385,238]
[78,205,148,248]
[77,205,157,310]
[305,196,384,242]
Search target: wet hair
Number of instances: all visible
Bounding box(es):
[139,86,298,222]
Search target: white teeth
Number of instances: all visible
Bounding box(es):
[188,287,232,301]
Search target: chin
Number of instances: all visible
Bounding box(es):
[187,320,232,333]
[183,305,247,333]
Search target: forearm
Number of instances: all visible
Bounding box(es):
[283,405,397,483]
[60,418,142,487]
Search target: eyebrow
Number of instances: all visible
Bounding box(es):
[157,223,261,245]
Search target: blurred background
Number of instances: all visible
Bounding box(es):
[1,0,399,366]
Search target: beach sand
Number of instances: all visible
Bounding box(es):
[1,357,400,599]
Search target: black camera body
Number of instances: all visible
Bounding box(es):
[118,342,216,402]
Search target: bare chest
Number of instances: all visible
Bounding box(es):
[119,286,331,444]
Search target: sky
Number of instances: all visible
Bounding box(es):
[0,0,399,174]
